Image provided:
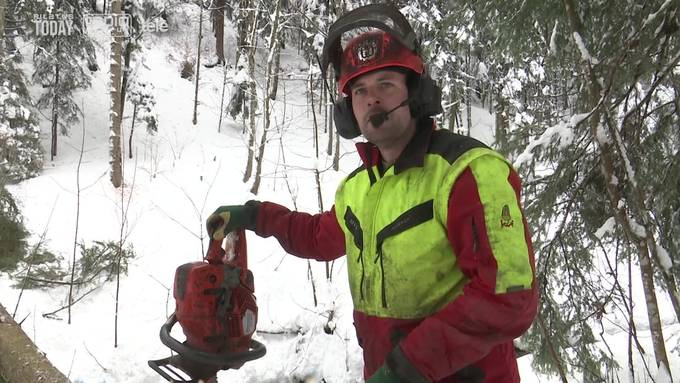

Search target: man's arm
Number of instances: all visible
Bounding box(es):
[253,201,346,262]
[391,158,538,382]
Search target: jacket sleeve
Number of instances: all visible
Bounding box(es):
[394,158,538,382]
[253,201,346,262]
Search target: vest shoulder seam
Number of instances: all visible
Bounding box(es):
[428,130,489,165]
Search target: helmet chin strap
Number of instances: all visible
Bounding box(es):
[368,98,411,128]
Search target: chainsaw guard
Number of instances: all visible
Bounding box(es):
[160,313,266,366]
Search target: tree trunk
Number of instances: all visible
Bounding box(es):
[242,5,259,183]
[234,0,250,67]
[212,0,225,65]
[494,93,509,154]
[270,34,281,100]
[119,4,136,121]
[0,304,70,383]
[51,49,59,161]
[0,0,5,55]
[251,0,281,195]
[110,0,124,188]
[326,85,334,156]
[447,87,457,132]
[128,104,137,159]
[218,66,228,132]
[192,5,204,125]
[465,47,472,136]
[309,63,324,211]
[333,125,339,171]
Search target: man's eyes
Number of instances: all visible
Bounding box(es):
[352,82,394,96]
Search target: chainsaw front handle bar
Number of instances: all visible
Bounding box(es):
[159,313,266,367]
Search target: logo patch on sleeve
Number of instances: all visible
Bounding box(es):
[501,205,514,228]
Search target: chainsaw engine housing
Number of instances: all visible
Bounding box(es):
[174,259,257,355]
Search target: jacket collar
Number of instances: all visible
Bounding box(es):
[355,119,434,175]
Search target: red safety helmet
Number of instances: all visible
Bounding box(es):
[338,30,424,95]
[321,4,423,93]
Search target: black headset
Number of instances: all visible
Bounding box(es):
[333,72,443,140]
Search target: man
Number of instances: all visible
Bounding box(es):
[207,4,537,382]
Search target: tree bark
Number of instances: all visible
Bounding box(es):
[0,0,5,55]
[234,0,249,67]
[243,4,259,183]
[494,92,509,154]
[110,0,124,188]
[119,3,137,122]
[128,104,137,159]
[0,304,70,383]
[212,0,225,65]
[270,35,281,100]
[465,46,472,136]
[251,0,281,195]
[192,5,204,125]
[51,47,60,161]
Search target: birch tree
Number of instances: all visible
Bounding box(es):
[110,0,124,187]
[242,1,259,182]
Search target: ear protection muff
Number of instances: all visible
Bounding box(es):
[407,72,443,120]
[333,98,361,139]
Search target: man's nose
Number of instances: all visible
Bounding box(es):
[365,87,381,106]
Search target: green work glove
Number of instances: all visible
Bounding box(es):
[366,365,402,383]
[206,201,260,241]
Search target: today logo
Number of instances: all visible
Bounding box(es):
[32,13,74,36]
[32,13,168,37]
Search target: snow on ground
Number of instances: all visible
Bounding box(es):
[1,9,679,383]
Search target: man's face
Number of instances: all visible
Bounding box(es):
[349,69,415,147]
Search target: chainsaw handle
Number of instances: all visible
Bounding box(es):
[159,313,266,367]
[205,230,248,269]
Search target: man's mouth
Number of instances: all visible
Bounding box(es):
[366,109,386,125]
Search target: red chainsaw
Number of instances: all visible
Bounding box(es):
[148,230,266,382]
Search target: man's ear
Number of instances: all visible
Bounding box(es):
[334,97,361,139]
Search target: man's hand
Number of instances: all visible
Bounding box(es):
[366,365,402,383]
[206,201,260,241]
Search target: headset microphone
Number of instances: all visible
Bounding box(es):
[369,98,411,128]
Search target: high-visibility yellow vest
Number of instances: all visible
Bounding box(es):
[334,131,533,319]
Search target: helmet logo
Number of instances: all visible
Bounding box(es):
[353,36,381,65]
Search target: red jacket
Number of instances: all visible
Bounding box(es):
[253,130,538,383]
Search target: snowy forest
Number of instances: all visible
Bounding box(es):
[0,0,679,382]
